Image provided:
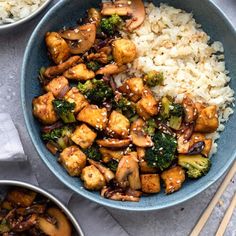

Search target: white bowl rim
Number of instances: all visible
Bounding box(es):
[0,179,84,236]
[0,0,53,30]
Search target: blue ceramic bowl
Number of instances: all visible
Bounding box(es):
[21,0,236,211]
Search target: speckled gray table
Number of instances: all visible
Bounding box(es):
[0,0,235,235]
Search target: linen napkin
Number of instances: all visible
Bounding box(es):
[0,113,129,236]
[0,113,26,161]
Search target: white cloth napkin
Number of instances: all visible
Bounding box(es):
[0,113,129,236]
[0,113,26,161]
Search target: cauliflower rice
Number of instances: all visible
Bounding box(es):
[115,3,234,155]
[0,0,46,24]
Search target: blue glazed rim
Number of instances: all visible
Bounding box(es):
[21,0,236,211]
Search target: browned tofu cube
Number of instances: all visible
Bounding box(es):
[77,105,108,130]
[45,32,70,64]
[136,89,159,120]
[65,87,89,113]
[71,124,97,149]
[7,189,37,207]
[118,77,144,102]
[59,146,87,176]
[81,165,106,190]
[194,105,219,133]
[64,63,95,81]
[141,174,161,193]
[189,133,212,157]
[112,39,137,65]
[32,92,58,124]
[161,166,185,194]
[44,76,69,97]
[108,110,130,137]
[139,160,157,174]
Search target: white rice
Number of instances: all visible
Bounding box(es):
[115,3,235,154]
[0,0,46,24]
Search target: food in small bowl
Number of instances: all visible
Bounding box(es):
[30,0,234,203]
[0,180,83,235]
[0,0,52,30]
[22,0,236,210]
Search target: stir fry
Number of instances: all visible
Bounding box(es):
[32,0,219,202]
[0,188,72,235]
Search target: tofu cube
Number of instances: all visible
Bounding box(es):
[32,92,58,124]
[139,160,157,174]
[44,76,69,97]
[71,124,97,149]
[161,166,185,194]
[141,174,161,193]
[77,105,108,130]
[118,77,144,102]
[108,110,130,137]
[65,87,89,113]
[136,89,159,120]
[194,105,219,133]
[59,146,87,176]
[81,165,106,190]
[64,63,95,81]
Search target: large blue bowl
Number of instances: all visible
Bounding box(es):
[21,0,236,211]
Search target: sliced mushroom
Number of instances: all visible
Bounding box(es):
[96,63,127,75]
[182,95,198,123]
[88,159,115,182]
[97,138,131,148]
[101,0,133,16]
[130,118,153,147]
[99,147,125,162]
[101,0,145,31]
[126,0,145,31]
[37,208,71,236]
[88,8,101,26]
[101,186,140,202]
[115,152,141,190]
[44,56,82,78]
[60,23,96,54]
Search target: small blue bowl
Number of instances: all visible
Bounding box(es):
[21,0,236,211]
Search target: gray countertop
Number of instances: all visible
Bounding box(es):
[0,0,235,235]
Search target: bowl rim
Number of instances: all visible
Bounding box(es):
[0,179,84,236]
[0,0,53,30]
[21,0,236,211]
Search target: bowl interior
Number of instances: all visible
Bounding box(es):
[0,180,84,235]
[21,0,236,211]
[0,0,52,31]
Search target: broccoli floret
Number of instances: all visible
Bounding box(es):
[178,154,211,179]
[144,118,157,136]
[78,79,113,105]
[169,116,182,130]
[144,71,164,87]
[53,99,76,123]
[86,61,101,71]
[145,131,177,170]
[160,96,172,119]
[42,125,74,150]
[77,80,93,94]
[100,14,123,35]
[84,144,102,161]
[170,103,184,117]
[106,159,119,172]
[115,96,136,119]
